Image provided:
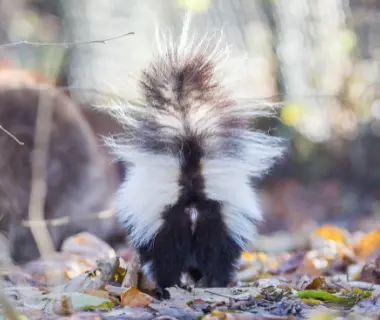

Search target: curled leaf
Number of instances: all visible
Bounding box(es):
[120,286,152,308]
[354,227,380,260]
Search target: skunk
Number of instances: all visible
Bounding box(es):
[104,17,285,299]
[0,64,122,263]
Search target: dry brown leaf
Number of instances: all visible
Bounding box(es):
[61,232,116,261]
[80,288,110,299]
[313,225,349,245]
[52,294,73,316]
[120,286,152,307]
[354,227,380,260]
[297,276,326,290]
[359,255,380,284]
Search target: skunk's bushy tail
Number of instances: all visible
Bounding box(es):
[104,16,285,249]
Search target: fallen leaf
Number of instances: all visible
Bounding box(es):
[80,288,110,299]
[44,292,114,312]
[313,225,349,245]
[211,309,225,317]
[63,257,120,292]
[52,294,73,316]
[120,286,152,307]
[297,276,326,290]
[296,289,370,305]
[241,251,255,262]
[359,254,380,284]
[354,227,380,260]
[61,232,116,261]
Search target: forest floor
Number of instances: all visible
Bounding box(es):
[0,180,379,320]
[1,223,379,320]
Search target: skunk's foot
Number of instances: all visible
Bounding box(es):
[155,287,170,300]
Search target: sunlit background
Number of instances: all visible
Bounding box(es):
[1,0,380,237]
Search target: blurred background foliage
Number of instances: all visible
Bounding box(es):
[1,0,379,234]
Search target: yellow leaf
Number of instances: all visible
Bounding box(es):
[211,310,225,316]
[177,0,211,13]
[280,102,305,127]
[120,286,152,308]
[354,226,380,260]
[241,251,255,262]
[339,29,357,53]
[314,225,348,245]
[300,298,322,305]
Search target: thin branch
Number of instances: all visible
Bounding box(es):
[204,290,247,301]
[0,125,24,145]
[20,208,114,227]
[27,88,57,271]
[0,31,134,48]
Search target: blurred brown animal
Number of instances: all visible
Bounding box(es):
[0,64,125,264]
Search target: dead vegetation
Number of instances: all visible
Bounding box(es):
[0,224,379,320]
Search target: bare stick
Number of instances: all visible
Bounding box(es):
[27,88,56,272]
[20,208,114,227]
[0,32,134,48]
[204,290,247,301]
[0,125,24,145]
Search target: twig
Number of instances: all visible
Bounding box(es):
[0,32,134,48]
[20,208,114,227]
[0,125,24,145]
[204,290,247,301]
[27,88,57,280]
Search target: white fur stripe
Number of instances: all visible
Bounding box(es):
[116,153,180,248]
[202,157,262,248]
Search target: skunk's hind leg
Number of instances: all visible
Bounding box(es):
[193,200,242,287]
[138,207,193,299]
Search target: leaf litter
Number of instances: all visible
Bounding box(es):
[0,226,379,320]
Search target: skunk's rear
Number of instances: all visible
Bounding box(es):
[105,21,285,297]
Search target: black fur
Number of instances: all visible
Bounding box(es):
[137,135,241,299]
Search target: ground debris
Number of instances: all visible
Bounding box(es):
[2,226,380,320]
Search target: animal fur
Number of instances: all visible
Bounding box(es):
[104,15,285,298]
[0,65,124,264]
